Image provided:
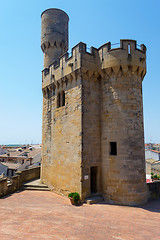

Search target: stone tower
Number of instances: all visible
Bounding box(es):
[41,8,147,206]
[41,8,69,68]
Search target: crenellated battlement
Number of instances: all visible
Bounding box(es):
[42,39,146,89]
[42,42,85,89]
[98,39,146,78]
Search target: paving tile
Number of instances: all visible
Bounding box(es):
[0,191,160,240]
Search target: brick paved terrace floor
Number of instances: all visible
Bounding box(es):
[0,191,160,240]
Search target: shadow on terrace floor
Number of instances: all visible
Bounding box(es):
[139,199,160,213]
[95,198,160,213]
[0,190,24,199]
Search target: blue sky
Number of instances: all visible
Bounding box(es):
[0,0,159,144]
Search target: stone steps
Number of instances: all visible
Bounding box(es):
[85,195,104,205]
[21,186,50,191]
[21,179,50,192]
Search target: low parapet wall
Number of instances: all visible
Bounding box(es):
[16,167,40,185]
[1,170,159,202]
[0,178,8,196]
[0,167,40,197]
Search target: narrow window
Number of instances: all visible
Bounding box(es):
[62,91,65,106]
[128,44,131,54]
[110,142,117,156]
[102,48,104,61]
[57,92,60,108]
[53,87,55,96]
[47,88,50,99]
[48,111,51,123]
[57,91,65,108]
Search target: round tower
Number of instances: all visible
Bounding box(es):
[41,8,69,69]
[100,39,147,206]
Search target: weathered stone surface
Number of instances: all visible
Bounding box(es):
[41,8,69,68]
[41,9,147,206]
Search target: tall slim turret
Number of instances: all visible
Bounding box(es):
[41,8,69,69]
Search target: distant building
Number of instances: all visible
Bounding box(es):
[0,162,8,177]
[145,149,160,182]
[0,148,6,155]
[1,162,21,178]
[145,143,160,151]
[0,145,41,177]
[145,149,160,162]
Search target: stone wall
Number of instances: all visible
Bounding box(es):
[101,71,147,206]
[81,73,101,200]
[0,167,40,197]
[41,77,82,197]
[16,167,40,185]
[0,178,8,196]
[7,175,20,195]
